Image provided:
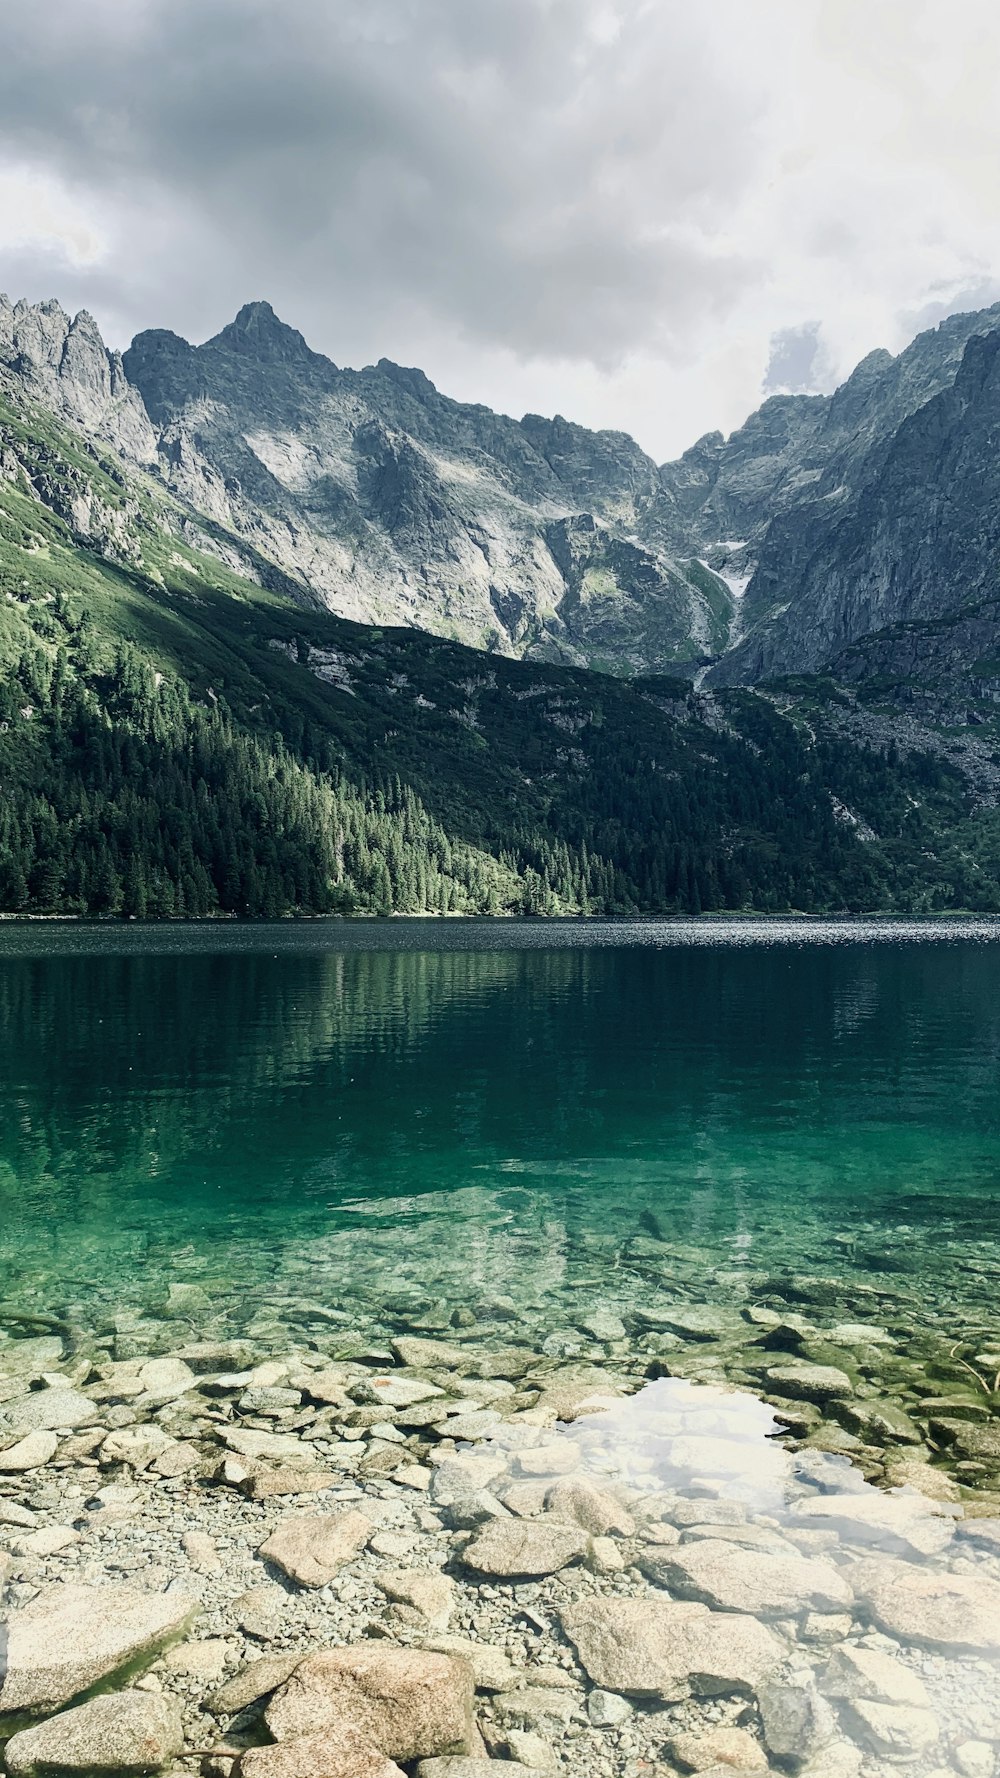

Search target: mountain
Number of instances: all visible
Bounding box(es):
[3,354,997,918]
[8,290,1000,699]
[697,305,1000,685]
[120,301,731,675]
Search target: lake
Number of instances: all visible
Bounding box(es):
[3,919,1000,1771]
[2,919,998,1421]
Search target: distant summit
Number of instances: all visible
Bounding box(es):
[207,300,322,366]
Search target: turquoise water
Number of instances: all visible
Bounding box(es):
[1,920,998,1372]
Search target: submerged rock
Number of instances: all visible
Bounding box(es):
[845,1699,940,1759]
[461,1516,589,1577]
[847,1557,1000,1651]
[757,1666,837,1760]
[764,1363,854,1402]
[3,1693,184,1776]
[790,1489,956,1556]
[0,1583,197,1715]
[823,1642,930,1706]
[258,1509,372,1588]
[641,1537,852,1616]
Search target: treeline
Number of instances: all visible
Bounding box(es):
[0,594,993,919]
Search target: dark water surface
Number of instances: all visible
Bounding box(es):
[1,919,998,1349]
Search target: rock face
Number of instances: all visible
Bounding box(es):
[705,307,1000,686]
[0,1584,197,1714]
[264,1645,475,1761]
[560,1598,784,1701]
[3,1692,184,1776]
[0,295,157,462]
[119,303,729,674]
[9,287,1000,698]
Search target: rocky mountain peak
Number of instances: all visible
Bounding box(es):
[208,301,320,365]
[0,294,156,463]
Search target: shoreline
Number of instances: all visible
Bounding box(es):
[2,1297,1000,1778]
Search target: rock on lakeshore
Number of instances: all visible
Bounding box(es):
[264,1645,476,1761]
[257,1509,373,1587]
[560,1598,785,1701]
[461,1516,589,1577]
[0,1584,198,1715]
[241,1728,406,1778]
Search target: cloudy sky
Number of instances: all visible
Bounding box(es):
[2,0,999,458]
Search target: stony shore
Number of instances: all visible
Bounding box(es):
[2,1277,1000,1778]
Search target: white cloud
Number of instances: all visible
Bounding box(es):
[1,0,1000,456]
[0,166,109,269]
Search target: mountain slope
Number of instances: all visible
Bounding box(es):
[3,364,997,917]
[120,301,728,674]
[698,307,1000,684]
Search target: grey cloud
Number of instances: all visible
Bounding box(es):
[0,0,763,374]
[762,323,836,396]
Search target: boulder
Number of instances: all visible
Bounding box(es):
[560,1598,784,1701]
[100,1425,177,1470]
[667,1725,768,1771]
[642,1538,851,1616]
[391,1337,473,1372]
[0,1429,58,1472]
[833,1400,922,1444]
[353,1375,446,1408]
[544,1477,635,1536]
[265,1645,475,1761]
[0,1387,98,1440]
[586,1690,633,1727]
[136,1356,196,1402]
[421,1637,518,1694]
[764,1363,853,1401]
[0,1583,197,1715]
[415,1764,536,1778]
[757,1667,837,1760]
[258,1509,372,1588]
[847,1557,1000,1652]
[461,1516,588,1577]
[225,1428,317,1463]
[240,1463,337,1500]
[211,1653,307,1716]
[3,1693,184,1776]
[241,1728,405,1778]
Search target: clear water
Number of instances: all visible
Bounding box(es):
[1,919,998,1382]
